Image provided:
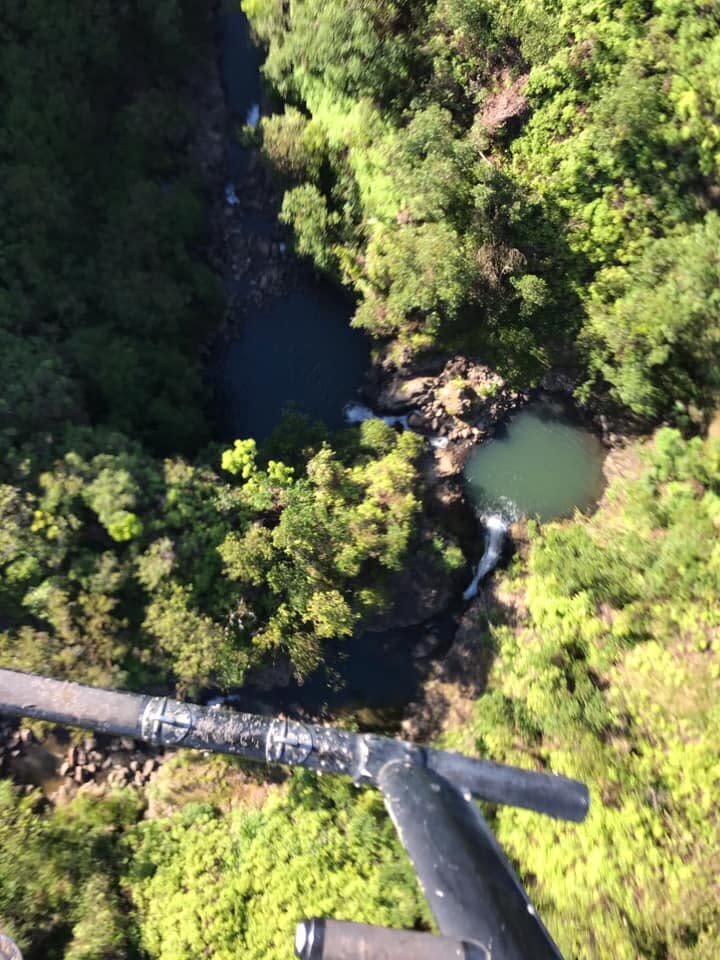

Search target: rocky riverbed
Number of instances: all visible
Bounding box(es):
[197,4,301,341]
[0,718,165,803]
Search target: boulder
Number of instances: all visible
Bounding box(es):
[412,627,446,661]
[423,441,473,481]
[437,381,471,418]
[407,410,429,431]
[376,376,433,412]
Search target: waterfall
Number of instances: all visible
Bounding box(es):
[343,400,454,447]
[246,103,261,128]
[343,402,411,430]
[225,182,240,206]
[462,515,508,600]
[206,693,245,708]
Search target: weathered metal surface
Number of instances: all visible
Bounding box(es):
[378,762,563,958]
[0,669,588,820]
[0,668,588,960]
[0,931,22,960]
[0,670,147,736]
[295,918,489,960]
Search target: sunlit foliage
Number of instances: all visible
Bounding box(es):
[445,429,720,958]
[248,0,720,406]
[127,772,428,960]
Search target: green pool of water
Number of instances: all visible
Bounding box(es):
[464,399,606,521]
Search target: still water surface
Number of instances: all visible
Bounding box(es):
[214,285,369,441]
[464,399,606,521]
[215,3,370,441]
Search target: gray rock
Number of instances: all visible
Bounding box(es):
[412,629,445,660]
[376,376,432,412]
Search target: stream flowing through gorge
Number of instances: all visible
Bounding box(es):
[212,1,369,442]
[209,7,607,721]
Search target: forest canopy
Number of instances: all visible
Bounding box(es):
[1,1,719,959]
[445,428,720,958]
[251,0,720,414]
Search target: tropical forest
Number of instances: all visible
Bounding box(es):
[0,0,718,958]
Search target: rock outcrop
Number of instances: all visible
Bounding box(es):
[365,354,528,458]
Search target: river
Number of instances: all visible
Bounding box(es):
[210,7,606,717]
[212,1,369,442]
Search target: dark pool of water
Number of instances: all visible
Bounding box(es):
[204,613,457,727]
[212,283,370,441]
[464,398,606,521]
[214,4,370,442]
[210,4,448,723]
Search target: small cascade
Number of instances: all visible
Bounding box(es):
[246,102,261,128]
[343,402,374,423]
[206,693,245,708]
[225,182,240,206]
[343,402,411,430]
[343,401,451,446]
[462,515,508,601]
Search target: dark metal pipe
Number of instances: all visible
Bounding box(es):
[377,761,563,957]
[294,919,489,960]
[0,668,149,737]
[427,749,589,823]
[0,668,584,959]
[0,669,588,822]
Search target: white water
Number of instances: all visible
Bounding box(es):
[343,402,411,430]
[343,401,453,447]
[246,103,261,128]
[225,182,240,206]
[462,515,508,600]
[344,402,512,599]
[206,693,245,708]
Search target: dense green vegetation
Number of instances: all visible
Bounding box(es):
[128,771,427,960]
[445,427,720,958]
[0,0,447,693]
[0,0,220,458]
[5,429,716,960]
[2,1,720,959]
[251,0,720,414]
[0,780,142,959]
[0,770,427,960]
[0,420,435,690]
